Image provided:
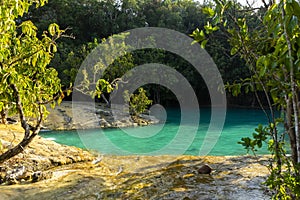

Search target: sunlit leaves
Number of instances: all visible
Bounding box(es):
[202,7,215,17]
[94,79,113,98]
[21,21,37,37]
[124,88,152,115]
[190,23,219,48]
[76,32,134,99]
[0,0,62,120]
[204,22,219,34]
[48,23,59,36]
[191,28,205,45]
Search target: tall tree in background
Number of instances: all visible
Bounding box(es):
[0,0,64,162]
[193,0,300,198]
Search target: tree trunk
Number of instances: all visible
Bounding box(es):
[0,130,38,163]
[0,84,43,163]
[153,86,160,104]
[286,97,298,164]
[251,94,256,108]
[1,108,7,124]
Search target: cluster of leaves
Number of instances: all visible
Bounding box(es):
[74,33,135,102]
[238,124,269,155]
[0,0,64,121]
[124,88,152,116]
[72,31,154,113]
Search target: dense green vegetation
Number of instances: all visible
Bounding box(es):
[24,0,248,106]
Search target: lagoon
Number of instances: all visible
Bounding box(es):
[40,108,271,156]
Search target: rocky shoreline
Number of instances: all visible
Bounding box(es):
[0,101,160,185]
[43,101,159,130]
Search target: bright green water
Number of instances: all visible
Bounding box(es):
[40,108,272,156]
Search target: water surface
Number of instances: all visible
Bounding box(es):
[41,108,271,156]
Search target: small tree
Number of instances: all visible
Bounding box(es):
[0,0,65,163]
[192,0,300,198]
[124,88,153,116]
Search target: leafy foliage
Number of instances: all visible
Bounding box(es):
[0,0,64,162]
[238,124,269,155]
[124,88,153,115]
[0,0,64,119]
[26,0,248,106]
[74,33,135,100]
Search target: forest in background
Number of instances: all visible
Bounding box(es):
[24,0,251,107]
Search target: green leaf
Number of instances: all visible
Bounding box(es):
[202,7,215,17]
[287,16,298,35]
[191,28,206,42]
[57,96,62,105]
[50,101,56,109]
[230,47,238,55]
[291,0,300,18]
[201,39,208,49]
[223,19,227,27]
[48,23,59,36]
[51,43,57,53]
[32,56,37,67]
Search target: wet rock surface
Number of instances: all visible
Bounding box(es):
[1,154,272,200]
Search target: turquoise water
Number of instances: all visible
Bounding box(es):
[40,108,272,156]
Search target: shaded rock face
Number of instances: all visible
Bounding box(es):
[44,102,159,130]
